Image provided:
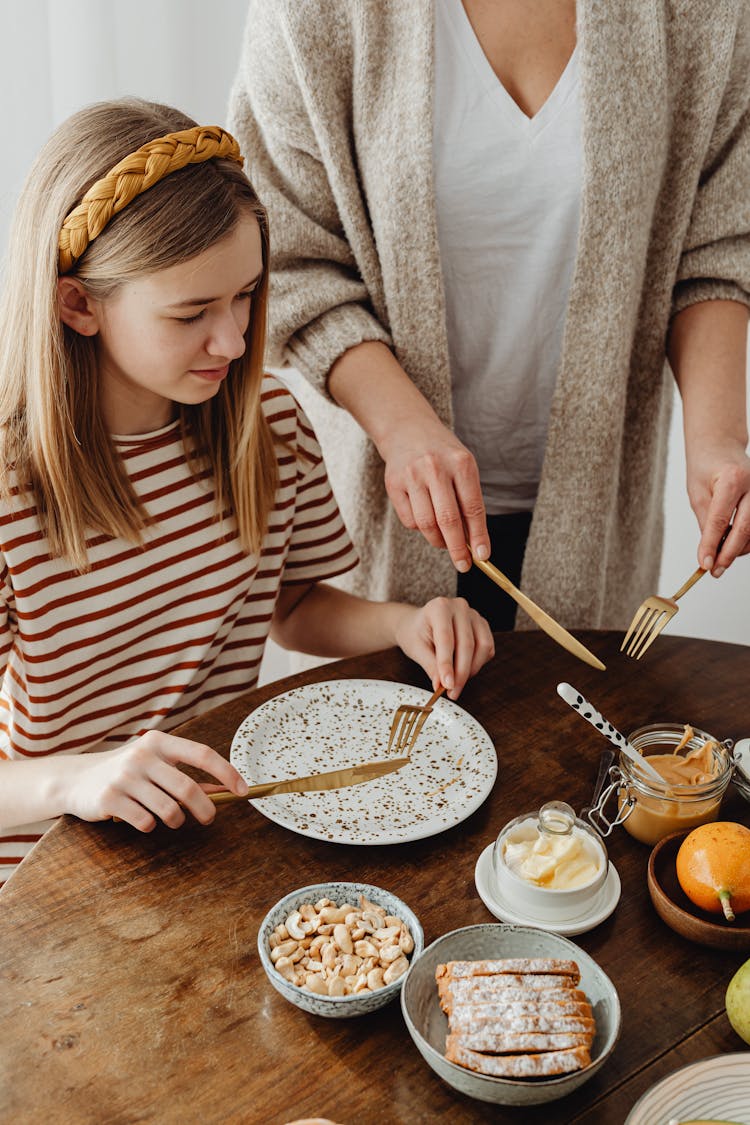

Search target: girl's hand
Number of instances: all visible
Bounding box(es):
[687,441,750,575]
[65,731,249,832]
[392,597,495,700]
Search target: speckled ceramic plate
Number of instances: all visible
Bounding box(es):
[230,679,497,844]
[625,1053,750,1124]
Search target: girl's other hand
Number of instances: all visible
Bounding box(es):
[393,597,495,700]
[65,732,249,832]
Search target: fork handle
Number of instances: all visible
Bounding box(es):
[672,566,707,602]
[427,685,447,708]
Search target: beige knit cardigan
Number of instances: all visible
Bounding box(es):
[230,0,750,628]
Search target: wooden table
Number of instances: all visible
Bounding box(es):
[2,632,749,1124]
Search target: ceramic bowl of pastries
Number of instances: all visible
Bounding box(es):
[258,881,424,1018]
[400,922,620,1106]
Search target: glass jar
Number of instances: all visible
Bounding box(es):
[610,723,733,846]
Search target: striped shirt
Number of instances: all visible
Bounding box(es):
[0,376,358,885]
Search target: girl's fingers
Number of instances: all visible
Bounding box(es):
[148,760,217,825]
[447,601,476,697]
[157,735,248,796]
[425,598,457,692]
[107,793,157,834]
[469,612,496,678]
[120,775,190,829]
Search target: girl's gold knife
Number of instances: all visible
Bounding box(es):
[210,755,411,805]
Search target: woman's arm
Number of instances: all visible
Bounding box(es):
[0,733,248,833]
[271,583,495,700]
[230,7,491,570]
[668,299,750,574]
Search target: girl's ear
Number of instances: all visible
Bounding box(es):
[57,277,101,336]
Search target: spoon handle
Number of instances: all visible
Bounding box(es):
[556,682,664,785]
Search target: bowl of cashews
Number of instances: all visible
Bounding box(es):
[258,881,424,1018]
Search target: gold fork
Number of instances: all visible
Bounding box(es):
[622,527,731,659]
[620,566,708,659]
[387,686,446,755]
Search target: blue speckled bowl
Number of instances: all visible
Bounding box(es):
[401,923,621,1106]
[258,881,423,1018]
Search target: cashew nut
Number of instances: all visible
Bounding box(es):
[286,911,307,941]
[383,955,409,985]
[367,967,385,991]
[271,940,298,963]
[399,928,414,954]
[333,924,353,954]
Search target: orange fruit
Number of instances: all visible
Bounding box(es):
[675,821,750,922]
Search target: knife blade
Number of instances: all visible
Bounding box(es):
[468,547,606,671]
[210,755,411,805]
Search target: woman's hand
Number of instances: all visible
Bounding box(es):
[687,440,750,575]
[328,341,491,570]
[381,416,489,572]
[392,597,495,699]
[64,732,249,832]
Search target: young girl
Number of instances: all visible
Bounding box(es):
[0,99,494,886]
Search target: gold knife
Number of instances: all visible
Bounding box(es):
[468,547,606,671]
[210,755,411,805]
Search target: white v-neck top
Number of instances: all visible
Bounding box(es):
[433,0,582,514]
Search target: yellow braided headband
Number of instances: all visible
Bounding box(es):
[58,125,244,274]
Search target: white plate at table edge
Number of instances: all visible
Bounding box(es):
[230,678,497,846]
[624,1052,750,1125]
[474,842,621,936]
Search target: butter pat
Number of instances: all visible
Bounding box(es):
[502,820,601,890]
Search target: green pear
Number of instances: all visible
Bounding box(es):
[726,956,750,1045]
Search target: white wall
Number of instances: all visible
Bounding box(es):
[1,0,748,660]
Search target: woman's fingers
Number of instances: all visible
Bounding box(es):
[692,454,750,574]
[384,438,490,569]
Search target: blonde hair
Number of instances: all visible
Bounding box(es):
[0,98,276,571]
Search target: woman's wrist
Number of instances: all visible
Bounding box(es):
[328,341,444,458]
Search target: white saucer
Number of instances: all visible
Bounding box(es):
[474,843,621,936]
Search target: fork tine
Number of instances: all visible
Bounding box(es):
[631,610,671,659]
[388,705,421,754]
[387,686,447,756]
[397,708,422,753]
[626,606,660,656]
[621,604,651,653]
[404,710,431,754]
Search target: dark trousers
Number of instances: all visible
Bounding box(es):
[456,511,532,632]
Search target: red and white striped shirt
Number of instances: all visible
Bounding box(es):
[0,376,357,885]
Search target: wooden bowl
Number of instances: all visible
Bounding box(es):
[647,830,750,951]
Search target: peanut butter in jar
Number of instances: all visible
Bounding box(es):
[616,723,733,846]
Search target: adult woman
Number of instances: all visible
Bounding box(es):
[229,0,750,630]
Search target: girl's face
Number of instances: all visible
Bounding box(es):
[93,213,263,434]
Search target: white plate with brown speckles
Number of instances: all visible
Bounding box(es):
[230,679,497,844]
